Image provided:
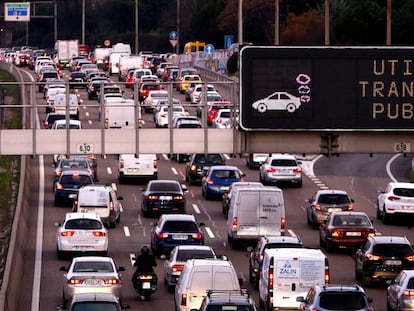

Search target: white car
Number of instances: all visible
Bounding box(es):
[163,245,217,292]
[50,119,82,129]
[188,84,216,103]
[212,108,231,128]
[377,182,414,224]
[60,256,125,308]
[155,105,187,128]
[252,91,301,113]
[142,90,168,113]
[56,212,108,259]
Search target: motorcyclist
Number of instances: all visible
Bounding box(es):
[131,245,157,288]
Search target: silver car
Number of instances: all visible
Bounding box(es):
[60,256,125,308]
[387,270,414,311]
[259,153,302,187]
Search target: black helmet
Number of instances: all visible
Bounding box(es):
[141,245,150,255]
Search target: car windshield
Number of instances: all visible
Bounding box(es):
[72,302,118,311]
[319,293,367,310]
[270,159,297,166]
[176,250,215,261]
[60,161,89,169]
[394,188,414,197]
[318,194,350,204]
[372,244,414,257]
[162,221,198,232]
[73,261,114,273]
[65,219,102,230]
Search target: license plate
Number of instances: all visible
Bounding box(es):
[127,168,138,173]
[172,235,188,240]
[328,208,343,212]
[85,279,104,286]
[160,196,172,200]
[346,232,361,236]
[221,186,229,191]
[69,194,77,199]
[385,260,402,265]
[79,208,93,212]
[240,225,256,231]
[142,282,150,289]
[402,206,414,210]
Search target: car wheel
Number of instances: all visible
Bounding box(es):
[376,204,382,220]
[286,103,296,113]
[116,214,121,223]
[383,208,391,225]
[54,197,61,207]
[296,180,302,188]
[355,265,362,281]
[307,210,312,225]
[319,235,325,247]
[362,274,371,287]
[57,246,65,260]
[386,298,393,311]
[311,218,319,230]
[167,284,175,294]
[325,240,334,253]
[257,103,267,113]
[249,265,254,283]
[142,207,149,218]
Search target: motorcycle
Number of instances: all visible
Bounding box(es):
[132,271,158,300]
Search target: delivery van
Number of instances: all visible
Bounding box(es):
[53,93,79,119]
[117,153,158,183]
[226,186,286,249]
[73,184,123,228]
[259,248,330,311]
[103,98,141,129]
[174,259,242,311]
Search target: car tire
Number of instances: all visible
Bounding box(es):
[54,197,62,207]
[376,204,382,220]
[362,274,371,287]
[286,103,296,113]
[257,103,267,113]
[249,265,254,283]
[57,246,65,260]
[319,235,325,247]
[355,265,362,281]
[167,284,175,294]
[386,298,393,311]
[383,208,391,225]
[296,180,302,188]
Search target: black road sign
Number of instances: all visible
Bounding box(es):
[240,46,414,131]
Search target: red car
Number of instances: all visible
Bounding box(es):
[319,211,376,252]
[207,101,231,126]
[139,82,162,102]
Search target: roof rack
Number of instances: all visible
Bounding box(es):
[206,289,250,299]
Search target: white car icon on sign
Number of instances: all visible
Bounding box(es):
[252,91,301,113]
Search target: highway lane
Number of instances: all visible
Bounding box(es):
[14,66,414,311]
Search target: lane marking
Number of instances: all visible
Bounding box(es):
[192,203,200,214]
[205,226,215,238]
[171,167,178,175]
[124,226,130,237]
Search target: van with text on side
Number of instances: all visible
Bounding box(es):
[226,186,286,249]
[259,248,329,311]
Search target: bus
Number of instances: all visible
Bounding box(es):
[183,41,206,54]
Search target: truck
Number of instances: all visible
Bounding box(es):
[54,40,79,69]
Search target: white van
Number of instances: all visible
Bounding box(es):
[109,52,129,76]
[174,259,242,311]
[226,186,286,249]
[117,154,158,183]
[103,98,141,129]
[53,93,79,119]
[73,184,123,228]
[118,55,144,81]
[259,248,330,311]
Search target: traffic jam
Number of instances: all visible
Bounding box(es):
[2,42,414,311]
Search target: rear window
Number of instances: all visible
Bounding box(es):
[73,261,114,273]
[176,250,215,261]
[372,243,414,257]
[65,219,102,230]
[149,182,181,192]
[319,292,367,310]
[318,194,350,205]
[60,175,92,185]
[212,170,240,179]
[194,154,224,165]
[72,302,118,311]
[162,221,198,232]
[393,188,414,197]
[332,215,370,226]
[270,159,297,166]
[264,243,303,250]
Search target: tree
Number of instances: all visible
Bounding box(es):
[280,9,324,44]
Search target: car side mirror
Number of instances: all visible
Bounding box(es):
[118,266,125,272]
[296,296,306,303]
[199,222,206,228]
[59,266,68,272]
[238,277,243,286]
[121,303,131,309]
[246,246,253,253]
[54,222,61,227]
[117,196,123,200]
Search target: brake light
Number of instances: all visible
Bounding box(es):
[207,178,214,185]
[192,233,203,239]
[61,231,75,237]
[147,195,158,200]
[68,278,82,285]
[44,122,50,129]
[365,253,383,261]
[120,159,124,169]
[104,279,121,285]
[266,167,276,173]
[154,160,158,169]
[104,118,109,129]
[56,183,64,190]
[172,265,184,273]
[232,217,238,230]
[92,231,106,237]
[294,167,302,173]
[403,290,414,296]
[347,204,354,211]
[181,294,187,306]
[158,233,169,239]
[110,201,114,211]
[314,204,322,211]
[173,195,184,200]
[73,200,78,210]
[404,254,414,261]
[138,275,154,280]
[281,217,286,230]
[331,230,343,238]
[387,195,400,201]
[268,259,274,289]
[190,164,197,172]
